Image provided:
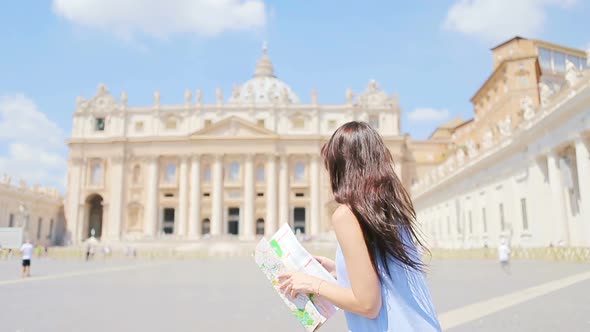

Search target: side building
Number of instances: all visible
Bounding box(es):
[0,175,65,246]
[412,37,590,248]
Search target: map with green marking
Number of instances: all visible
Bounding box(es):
[254,224,338,331]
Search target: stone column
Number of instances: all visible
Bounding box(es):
[527,157,548,245]
[278,155,290,227]
[177,156,189,237]
[67,158,84,244]
[242,154,255,239]
[107,156,125,241]
[211,154,224,236]
[265,154,278,237]
[547,151,569,245]
[144,156,159,238]
[574,137,590,244]
[188,155,201,238]
[310,154,321,236]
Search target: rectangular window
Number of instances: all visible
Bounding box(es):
[48,219,54,239]
[95,118,105,131]
[369,115,380,129]
[203,193,210,197]
[9,213,14,227]
[165,163,176,183]
[468,211,473,234]
[134,121,144,132]
[257,192,264,197]
[257,119,265,127]
[256,166,265,183]
[446,216,451,235]
[164,193,174,198]
[203,167,211,183]
[295,193,305,197]
[204,119,212,127]
[37,218,42,240]
[554,51,566,72]
[292,118,305,129]
[455,199,462,234]
[499,203,506,231]
[538,47,552,70]
[521,198,529,231]
[165,119,177,130]
[566,55,580,70]
[482,208,488,233]
[327,120,337,130]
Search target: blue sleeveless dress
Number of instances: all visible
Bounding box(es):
[335,238,441,332]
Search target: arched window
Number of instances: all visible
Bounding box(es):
[132,165,141,184]
[90,161,103,185]
[202,164,211,183]
[256,165,265,183]
[229,161,240,182]
[294,161,305,182]
[165,163,176,183]
[256,218,265,235]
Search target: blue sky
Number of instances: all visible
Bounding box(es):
[0,0,588,190]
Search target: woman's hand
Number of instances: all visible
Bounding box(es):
[314,256,337,279]
[278,272,322,298]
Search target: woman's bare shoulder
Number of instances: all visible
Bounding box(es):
[331,204,356,226]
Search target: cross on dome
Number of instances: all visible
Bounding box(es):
[254,42,275,78]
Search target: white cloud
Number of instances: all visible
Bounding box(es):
[52,0,267,40]
[0,95,67,190]
[443,0,577,44]
[408,108,450,122]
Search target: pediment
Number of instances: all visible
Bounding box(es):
[190,116,277,138]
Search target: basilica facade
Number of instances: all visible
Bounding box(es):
[65,47,412,243]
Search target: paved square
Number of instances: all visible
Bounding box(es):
[1,257,589,331]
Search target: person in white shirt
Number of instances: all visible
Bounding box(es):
[498,239,511,275]
[20,239,34,278]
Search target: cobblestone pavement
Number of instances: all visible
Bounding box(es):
[0,257,589,332]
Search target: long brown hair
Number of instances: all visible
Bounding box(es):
[321,121,426,274]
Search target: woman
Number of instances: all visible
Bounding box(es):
[279,121,441,331]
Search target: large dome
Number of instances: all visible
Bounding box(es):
[229,46,300,105]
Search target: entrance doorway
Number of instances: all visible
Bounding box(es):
[86,194,104,239]
[227,207,240,235]
[256,218,265,235]
[293,207,306,234]
[202,218,211,235]
[162,208,175,234]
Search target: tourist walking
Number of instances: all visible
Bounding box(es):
[20,239,34,278]
[278,122,441,331]
[498,238,511,274]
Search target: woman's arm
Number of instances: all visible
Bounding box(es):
[279,205,382,319]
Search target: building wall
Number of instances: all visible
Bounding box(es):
[414,70,590,248]
[0,178,64,246]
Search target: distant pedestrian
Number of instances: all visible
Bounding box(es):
[85,244,95,261]
[35,244,43,258]
[20,240,34,278]
[103,245,111,260]
[498,239,511,274]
